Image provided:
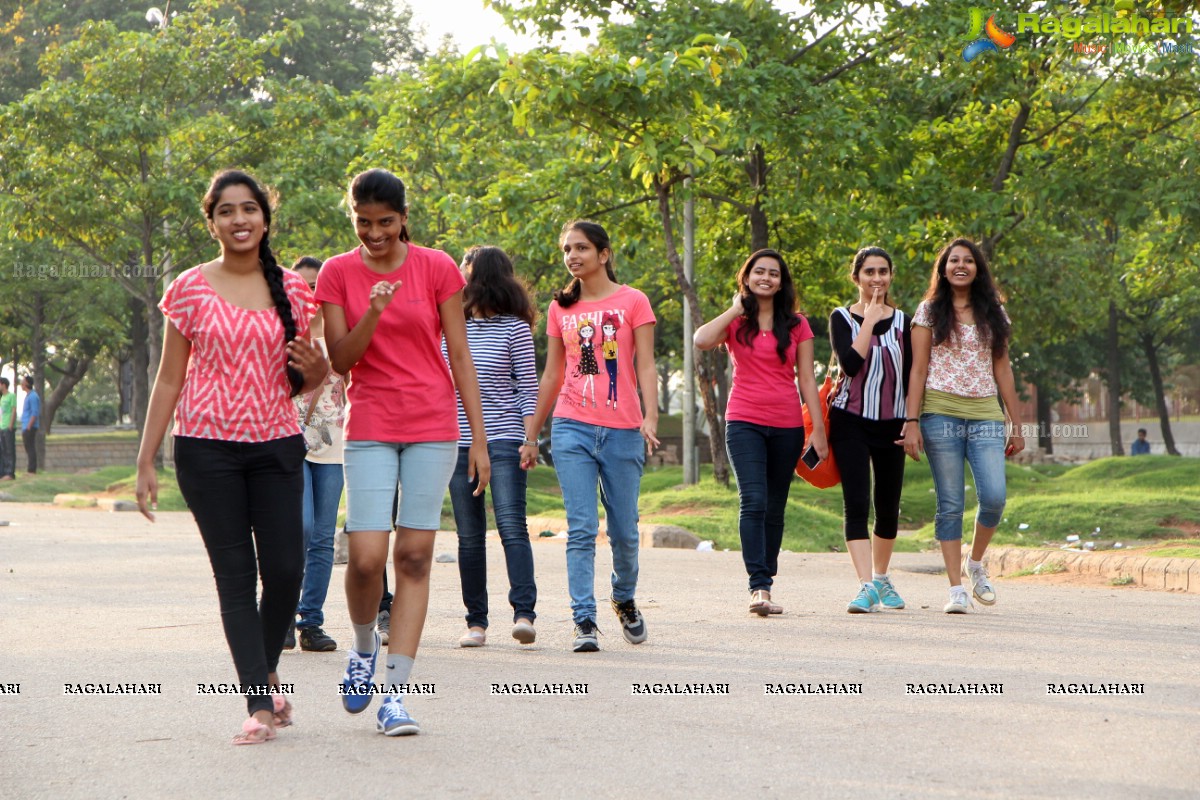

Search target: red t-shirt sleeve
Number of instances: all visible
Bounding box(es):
[432,250,466,305]
[314,256,347,308]
[794,314,814,345]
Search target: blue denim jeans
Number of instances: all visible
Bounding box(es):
[725,421,806,592]
[921,413,1007,542]
[447,440,537,629]
[297,460,344,629]
[551,418,645,624]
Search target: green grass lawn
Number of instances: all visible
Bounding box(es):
[4,455,1196,555]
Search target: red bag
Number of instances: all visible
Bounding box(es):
[795,356,841,489]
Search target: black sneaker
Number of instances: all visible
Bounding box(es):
[611,598,648,644]
[299,626,338,652]
[283,623,296,650]
[572,619,601,652]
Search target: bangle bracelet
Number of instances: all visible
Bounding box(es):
[905,418,919,423]
[522,439,538,447]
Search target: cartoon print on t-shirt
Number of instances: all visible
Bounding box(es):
[575,322,599,407]
[601,312,620,409]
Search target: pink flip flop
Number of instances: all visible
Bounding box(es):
[232,716,276,745]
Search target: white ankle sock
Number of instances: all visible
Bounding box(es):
[873,573,888,583]
[352,621,377,654]
[967,557,983,571]
[386,655,414,693]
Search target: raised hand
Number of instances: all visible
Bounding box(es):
[369,280,402,314]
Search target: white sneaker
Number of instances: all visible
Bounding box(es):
[966,560,997,605]
[944,588,972,614]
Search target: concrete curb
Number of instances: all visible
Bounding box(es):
[988,546,1199,594]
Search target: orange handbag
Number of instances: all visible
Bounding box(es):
[795,354,841,489]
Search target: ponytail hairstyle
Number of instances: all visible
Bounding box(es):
[851,246,896,307]
[923,237,1011,358]
[349,168,410,242]
[202,169,303,396]
[462,245,536,326]
[734,248,801,364]
[554,220,617,309]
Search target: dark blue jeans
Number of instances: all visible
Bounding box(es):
[726,421,805,593]
[447,440,536,628]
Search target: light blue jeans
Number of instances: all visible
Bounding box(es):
[343,440,457,531]
[921,413,1007,542]
[297,460,344,629]
[551,418,645,624]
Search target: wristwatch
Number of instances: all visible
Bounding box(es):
[522,438,539,447]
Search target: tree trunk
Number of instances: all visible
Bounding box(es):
[1140,330,1180,455]
[745,144,770,251]
[44,354,96,434]
[1035,381,1053,454]
[654,177,730,485]
[1106,299,1123,456]
[130,294,150,433]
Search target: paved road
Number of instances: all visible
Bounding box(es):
[0,504,1196,799]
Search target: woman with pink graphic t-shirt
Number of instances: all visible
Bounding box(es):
[136,170,328,745]
[521,220,659,653]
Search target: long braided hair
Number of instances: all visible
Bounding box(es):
[202,170,304,396]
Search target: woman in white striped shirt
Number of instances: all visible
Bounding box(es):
[444,246,540,647]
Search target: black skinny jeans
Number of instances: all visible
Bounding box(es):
[828,408,906,542]
[174,435,305,716]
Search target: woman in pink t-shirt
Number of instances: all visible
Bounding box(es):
[318,168,489,736]
[520,220,659,653]
[135,170,328,745]
[695,249,828,616]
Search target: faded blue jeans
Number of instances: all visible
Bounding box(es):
[447,440,537,629]
[551,418,645,625]
[921,413,1007,542]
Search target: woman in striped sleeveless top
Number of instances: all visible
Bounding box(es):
[828,247,913,614]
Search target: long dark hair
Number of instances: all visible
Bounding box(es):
[734,248,801,364]
[202,169,303,396]
[851,246,896,308]
[923,238,1010,358]
[349,168,410,242]
[554,220,617,309]
[462,246,536,326]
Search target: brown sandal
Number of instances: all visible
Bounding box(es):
[749,590,783,616]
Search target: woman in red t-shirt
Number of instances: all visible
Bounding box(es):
[695,249,828,616]
[136,170,328,744]
[318,168,490,736]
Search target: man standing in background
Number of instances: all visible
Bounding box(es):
[0,377,15,480]
[20,375,39,474]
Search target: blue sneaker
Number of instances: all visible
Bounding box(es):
[376,694,420,736]
[341,632,380,714]
[846,583,881,614]
[873,577,906,609]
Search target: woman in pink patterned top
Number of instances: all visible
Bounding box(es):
[135,170,328,745]
[899,238,1024,614]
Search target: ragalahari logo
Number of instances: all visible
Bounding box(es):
[962,8,1017,62]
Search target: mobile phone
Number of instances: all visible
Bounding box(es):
[1005,443,1015,457]
[800,445,821,469]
